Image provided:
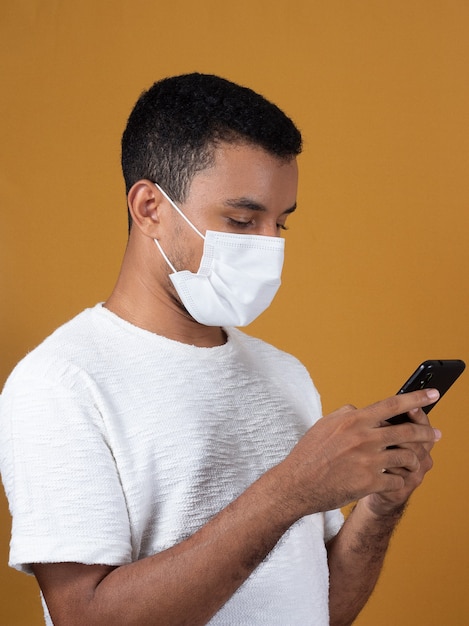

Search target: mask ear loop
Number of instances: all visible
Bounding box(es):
[153,183,206,274]
[154,183,205,239]
[154,238,177,273]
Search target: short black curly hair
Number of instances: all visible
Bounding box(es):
[121,73,302,226]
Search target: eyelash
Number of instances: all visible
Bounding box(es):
[227,218,289,231]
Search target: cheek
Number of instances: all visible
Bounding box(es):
[168,228,204,273]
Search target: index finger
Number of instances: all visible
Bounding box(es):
[364,389,440,426]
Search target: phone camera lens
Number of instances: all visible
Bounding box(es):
[419,372,434,388]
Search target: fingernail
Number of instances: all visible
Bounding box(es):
[433,428,442,441]
[426,389,440,401]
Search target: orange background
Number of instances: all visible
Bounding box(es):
[1,1,468,624]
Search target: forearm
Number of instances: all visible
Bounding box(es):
[327,497,405,626]
[34,392,438,625]
[37,463,301,626]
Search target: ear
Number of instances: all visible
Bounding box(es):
[127,180,164,238]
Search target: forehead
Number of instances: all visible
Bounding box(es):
[185,142,298,212]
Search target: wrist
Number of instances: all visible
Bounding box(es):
[259,461,310,528]
[359,495,408,525]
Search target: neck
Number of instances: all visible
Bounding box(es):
[104,237,227,348]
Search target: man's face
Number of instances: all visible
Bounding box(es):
[158,141,299,275]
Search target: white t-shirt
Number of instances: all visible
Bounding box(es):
[0,304,343,625]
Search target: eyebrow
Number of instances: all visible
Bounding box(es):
[224,197,297,215]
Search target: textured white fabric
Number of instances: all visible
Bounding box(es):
[0,304,343,625]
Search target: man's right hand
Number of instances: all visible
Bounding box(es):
[278,388,440,516]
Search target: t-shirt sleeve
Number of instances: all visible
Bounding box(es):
[0,362,132,574]
[323,508,344,542]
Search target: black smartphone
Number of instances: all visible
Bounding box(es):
[387,359,465,424]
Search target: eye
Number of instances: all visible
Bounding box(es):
[226,217,254,228]
[277,223,289,232]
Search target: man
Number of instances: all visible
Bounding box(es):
[0,73,440,625]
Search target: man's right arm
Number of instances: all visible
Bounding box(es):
[32,389,439,626]
[33,465,298,626]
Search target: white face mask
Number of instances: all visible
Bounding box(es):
[153,184,285,327]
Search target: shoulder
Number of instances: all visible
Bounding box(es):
[2,306,104,394]
[227,328,321,412]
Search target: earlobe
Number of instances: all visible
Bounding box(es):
[127,180,163,237]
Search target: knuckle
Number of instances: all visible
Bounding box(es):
[385,395,401,413]
[375,395,407,422]
[384,474,405,491]
[420,452,434,472]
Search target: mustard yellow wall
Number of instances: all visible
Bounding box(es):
[1,1,468,624]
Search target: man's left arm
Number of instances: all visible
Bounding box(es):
[326,406,440,626]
